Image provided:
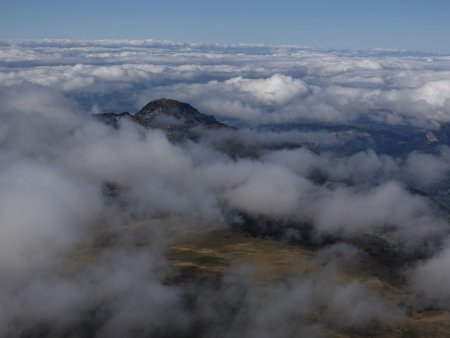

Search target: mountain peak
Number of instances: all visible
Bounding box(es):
[138,98,197,113]
[94,98,228,141]
[134,98,226,130]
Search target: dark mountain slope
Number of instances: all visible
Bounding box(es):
[134,98,226,129]
[94,98,228,141]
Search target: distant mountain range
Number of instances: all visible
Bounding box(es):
[263,122,450,157]
[95,98,450,158]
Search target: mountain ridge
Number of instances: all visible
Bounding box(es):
[94,98,228,140]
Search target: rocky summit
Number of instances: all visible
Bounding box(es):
[95,98,228,141]
[134,98,226,129]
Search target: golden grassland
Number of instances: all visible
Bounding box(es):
[69,219,450,338]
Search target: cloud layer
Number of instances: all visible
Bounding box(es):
[3,39,450,127]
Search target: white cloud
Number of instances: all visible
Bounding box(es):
[0,160,101,274]
[413,80,450,106]
[411,246,450,306]
[225,74,308,104]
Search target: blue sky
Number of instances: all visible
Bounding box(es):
[1,0,449,52]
